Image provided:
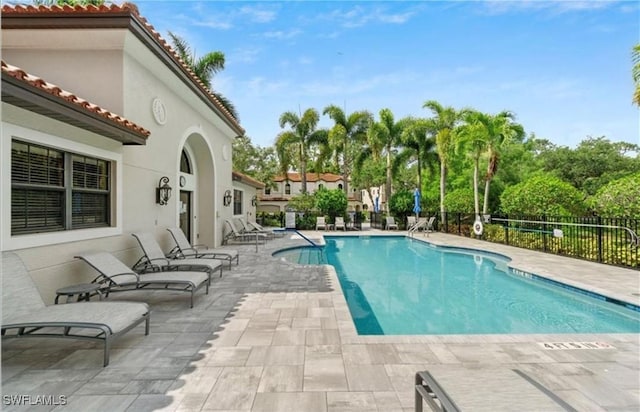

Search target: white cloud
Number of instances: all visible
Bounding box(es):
[230,47,261,64]
[322,5,416,28]
[239,5,277,23]
[480,0,619,15]
[192,17,233,30]
[263,29,302,40]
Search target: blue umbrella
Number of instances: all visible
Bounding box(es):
[374,196,380,213]
[413,188,421,216]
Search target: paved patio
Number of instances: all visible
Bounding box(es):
[2,230,639,411]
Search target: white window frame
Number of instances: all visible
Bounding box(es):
[1,123,123,251]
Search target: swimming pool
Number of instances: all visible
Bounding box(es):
[274,236,640,335]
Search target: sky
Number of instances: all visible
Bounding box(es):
[135,0,640,149]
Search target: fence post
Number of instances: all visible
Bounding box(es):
[542,215,548,252]
[504,214,509,245]
[597,215,603,263]
[457,213,461,236]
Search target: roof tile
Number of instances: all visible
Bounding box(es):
[2,60,150,138]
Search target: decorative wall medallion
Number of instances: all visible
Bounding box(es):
[152,98,167,125]
[222,144,230,161]
[179,176,186,187]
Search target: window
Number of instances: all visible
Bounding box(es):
[285,183,291,195]
[180,150,192,173]
[233,189,242,215]
[318,184,324,190]
[265,187,271,195]
[338,183,343,190]
[11,140,111,235]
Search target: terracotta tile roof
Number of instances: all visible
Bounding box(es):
[232,171,265,189]
[1,2,244,136]
[273,172,343,183]
[2,60,150,139]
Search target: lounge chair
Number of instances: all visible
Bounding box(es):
[386,216,398,230]
[1,252,150,367]
[335,216,346,231]
[426,216,436,233]
[223,219,268,245]
[316,216,327,231]
[166,227,239,269]
[77,252,210,308]
[131,232,223,278]
[247,220,285,238]
[237,218,274,240]
[407,216,417,230]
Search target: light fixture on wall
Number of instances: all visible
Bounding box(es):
[156,176,172,205]
[251,195,258,207]
[223,190,232,207]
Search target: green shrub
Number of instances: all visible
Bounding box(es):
[314,188,347,222]
[444,188,475,213]
[590,172,640,218]
[500,174,586,216]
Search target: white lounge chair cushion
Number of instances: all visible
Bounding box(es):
[138,271,208,286]
[166,258,222,271]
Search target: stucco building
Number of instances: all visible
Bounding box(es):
[1,3,245,302]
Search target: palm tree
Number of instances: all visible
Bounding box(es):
[394,117,437,197]
[423,101,460,226]
[481,111,525,214]
[322,105,372,196]
[633,43,640,106]
[367,109,405,211]
[457,109,488,219]
[275,108,327,194]
[167,32,239,120]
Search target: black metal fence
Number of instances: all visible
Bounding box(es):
[439,212,639,270]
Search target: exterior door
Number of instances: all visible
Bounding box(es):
[179,190,192,242]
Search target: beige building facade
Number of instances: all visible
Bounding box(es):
[1,3,244,303]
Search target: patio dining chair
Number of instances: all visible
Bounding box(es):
[166,227,239,269]
[2,252,150,367]
[316,216,327,231]
[132,232,223,278]
[407,216,417,230]
[386,216,398,230]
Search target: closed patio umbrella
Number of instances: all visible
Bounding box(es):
[413,188,421,217]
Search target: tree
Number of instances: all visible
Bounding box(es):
[232,135,278,189]
[322,105,372,196]
[590,172,640,218]
[457,109,488,218]
[479,111,525,214]
[367,109,405,211]
[500,174,586,216]
[275,108,327,194]
[167,32,239,120]
[423,100,461,225]
[388,189,414,219]
[394,117,437,197]
[538,136,640,195]
[633,44,640,106]
[315,188,348,221]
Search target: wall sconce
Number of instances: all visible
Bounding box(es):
[251,195,258,207]
[223,190,232,206]
[156,176,172,205]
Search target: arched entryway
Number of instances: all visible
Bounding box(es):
[178,132,216,247]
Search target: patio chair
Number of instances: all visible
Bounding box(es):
[237,218,274,240]
[386,216,398,230]
[166,227,239,269]
[335,216,346,231]
[77,252,210,308]
[315,216,327,231]
[223,219,268,245]
[131,232,223,278]
[1,252,150,367]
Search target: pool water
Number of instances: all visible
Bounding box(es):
[275,236,640,335]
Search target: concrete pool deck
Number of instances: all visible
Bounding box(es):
[2,230,639,411]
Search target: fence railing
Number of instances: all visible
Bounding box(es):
[439,212,639,270]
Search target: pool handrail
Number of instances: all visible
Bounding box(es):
[278,228,321,248]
